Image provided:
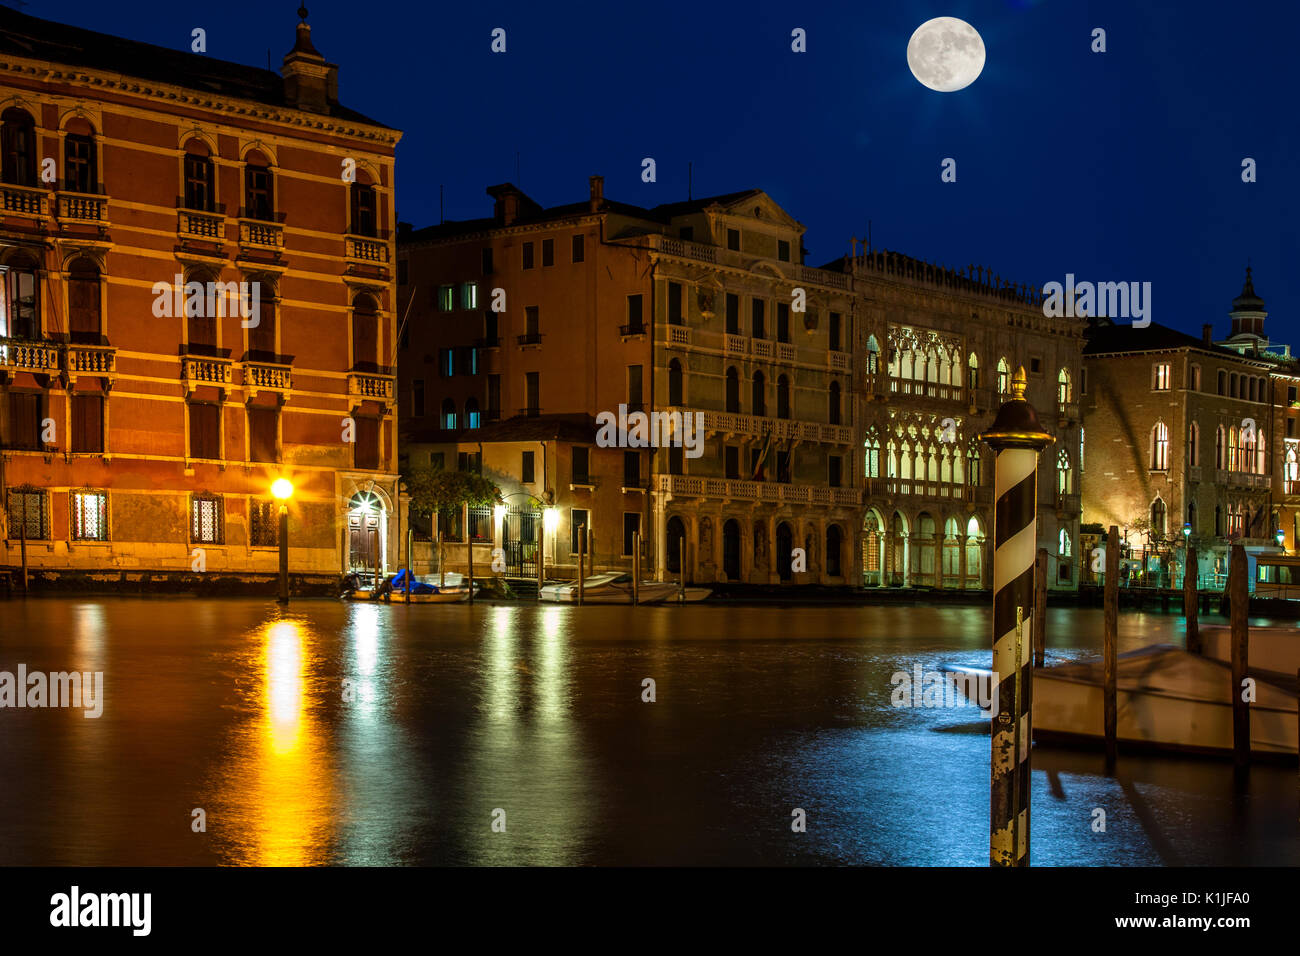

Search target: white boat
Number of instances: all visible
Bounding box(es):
[1199,624,1300,678]
[948,645,1298,757]
[538,572,709,604]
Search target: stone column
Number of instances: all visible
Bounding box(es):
[934,531,945,588]
[958,533,968,589]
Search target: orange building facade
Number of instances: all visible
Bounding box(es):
[0,10,401,588]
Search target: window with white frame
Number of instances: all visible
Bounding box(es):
[1152,363,1171,390]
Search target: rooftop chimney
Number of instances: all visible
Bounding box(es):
[1202,323,1213,346]
[487,184,523,226]
[282,8,338,115]
[589,175,604,213]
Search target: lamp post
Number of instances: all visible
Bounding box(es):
[1275,528,1285,553]
[272,478,293,604]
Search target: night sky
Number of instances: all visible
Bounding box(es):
[20,0,1297,343]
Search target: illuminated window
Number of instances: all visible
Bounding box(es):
[1153,363,1171,390]
[191,494,223,544]
[1151,421,1169,470]
[71,490,108,541]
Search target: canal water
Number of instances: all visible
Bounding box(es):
[0,597,1295,866]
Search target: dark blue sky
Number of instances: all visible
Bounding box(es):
[26,0,1299,343]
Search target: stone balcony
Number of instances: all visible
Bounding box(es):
[64,344,116,387]
[243,360,292,399]
[345,235,388,265]
[1055,491,1081,516]
[1058,400,1080,425]
[672,406,854,445]
[348,370,396,406]
[238,218,285,256]
[55,191,109,236]
[656,473,861,507]
[182,355,233,395]
[0,338,60,382]
[888,376,964,404]
[1215,469,1269,490]
[1,184,48,227]
[178,209,225,242]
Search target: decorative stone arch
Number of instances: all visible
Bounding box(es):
[862,506,886,586]
[177,126,220,157]
[57,108,100,135]
[56,247,108,275]
[239,138,280,167]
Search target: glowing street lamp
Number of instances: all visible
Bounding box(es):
[1275,528,1286,550]
[272,479,293,604]
[1182,522,1191,540]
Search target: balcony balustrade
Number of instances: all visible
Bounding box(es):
[656,473,861,506]
[348,371,396,405]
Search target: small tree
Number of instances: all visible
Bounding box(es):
[405,468,501,520]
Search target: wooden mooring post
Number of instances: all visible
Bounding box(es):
[466,504,475,605]
[1104,524,1119,771]
[632,532,641,605]
[577,523,586,606]
[1229,543,1249,777]
[1184,545,1199,654]
[1033,548,1047,667]
[537,521,545,601]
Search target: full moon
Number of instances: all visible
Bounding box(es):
[907,17,985,92]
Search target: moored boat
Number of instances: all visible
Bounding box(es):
[538,572,710,604]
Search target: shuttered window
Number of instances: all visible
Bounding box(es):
[352,302,379,371]
[248,297,276,356]
[189,403,220,460]
[7,391,41,449]
[70,394,103,453]
[5,490,47,539]
[68,262,101,342]
[248,406,278,463]
[353,415,380,470]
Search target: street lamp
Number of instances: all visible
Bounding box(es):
[272,478,293,604]
[1182,522,1191,541]
[1275,528,1285,551]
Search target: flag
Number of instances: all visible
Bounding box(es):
[751,426,774,480]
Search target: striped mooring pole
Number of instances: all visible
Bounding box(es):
[981,366,1054,867]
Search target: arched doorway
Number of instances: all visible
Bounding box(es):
[889,511,908,586]
[776,521,793,581]
[943,517,962,586]
[666,515,686,576]
[348,490,386,581]
[965,514,985,587]
[722,519,741,581]
[918,512,937,584]
[862,509,884,586]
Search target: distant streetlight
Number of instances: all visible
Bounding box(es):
[1276,528,1285,549]
[272,479,293,604]
[1182,522,1191,540]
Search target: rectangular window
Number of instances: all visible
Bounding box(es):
[3,263,39,339]
[1290,418,1296,438]
[623,450,639,488]
[6,489,47,540]
[487,374,501,418]
[189,402,219,460]
[350,184,377,237]
[483,310,499,345]
[627,294,644,332]
[1153,363,1172,390]
[482,247,494,275]
[250,500,278,547]
[71,490,108,541]
[668,282,683,325]
[183,154,213,211]
[460,282,478,310]
[727,228,740,251]
[65,134,97,194]
[572,234,585,263]
[725,445,739,479]
[522,242,535,270]
[570,509,589,554]
[829,312,842,352]
[541,238,554,267]
[521,450,535,483]
[628,365,643,408]
[752,299,766,339]
[7,391,41,450]
[1081,368,1088,394]
[525,306,539,338]
[777,303,790,343]
[668,444,683,476]
[777,450,792,483]
[440,348,454,377]
[191,495,223,544]
[458,451,482,474]
[248,406,278,463]
[412,379,425,418]
[777,239,790,262]
[572,446,590,485]
[437,285,455,311]
[623,513,641,557]
[828,455,842,488]
[1192,365,1202,392]
[1290,385,1298,405]
[726,293,740,334]
[1030,357,1042,374]
[525,371,539,414]
[354,415,380,470]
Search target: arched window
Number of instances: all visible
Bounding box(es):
[2,253,40,339]
[1215,425,1226,469]
[776,374,790,419]
[725,366,740,413]
[1229,373,1238,398]
[244,149,274,221]
[1151,497,1167,534]
[1188,500,1197,533]
[1058,527,1072,556]
[866,335,880,374]
[997,357,1010,396]
[828,380,841,424]
[668,358,683,406]
[865,430,881,478]
[67,257,102,344]
[752,370,766,417]
[64,118,98,194]
[967,352,979,391]
[465,397,480,429]
[886,439,898,479]
[1057,448,1071,494]
[966,443,980,486]
[350,176,377,237]
[1,108,37,186]
[1188,421,1199,467]
[826,525,843,577]
[1286,446,1299,492]
[1255,430,1266,474]
[1151,421,1169,470]
[1228,425,1239,471]
[441,398,457,429]
[1058,369,1071,405]
[182,139,215,212]
[351,293,379,372]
